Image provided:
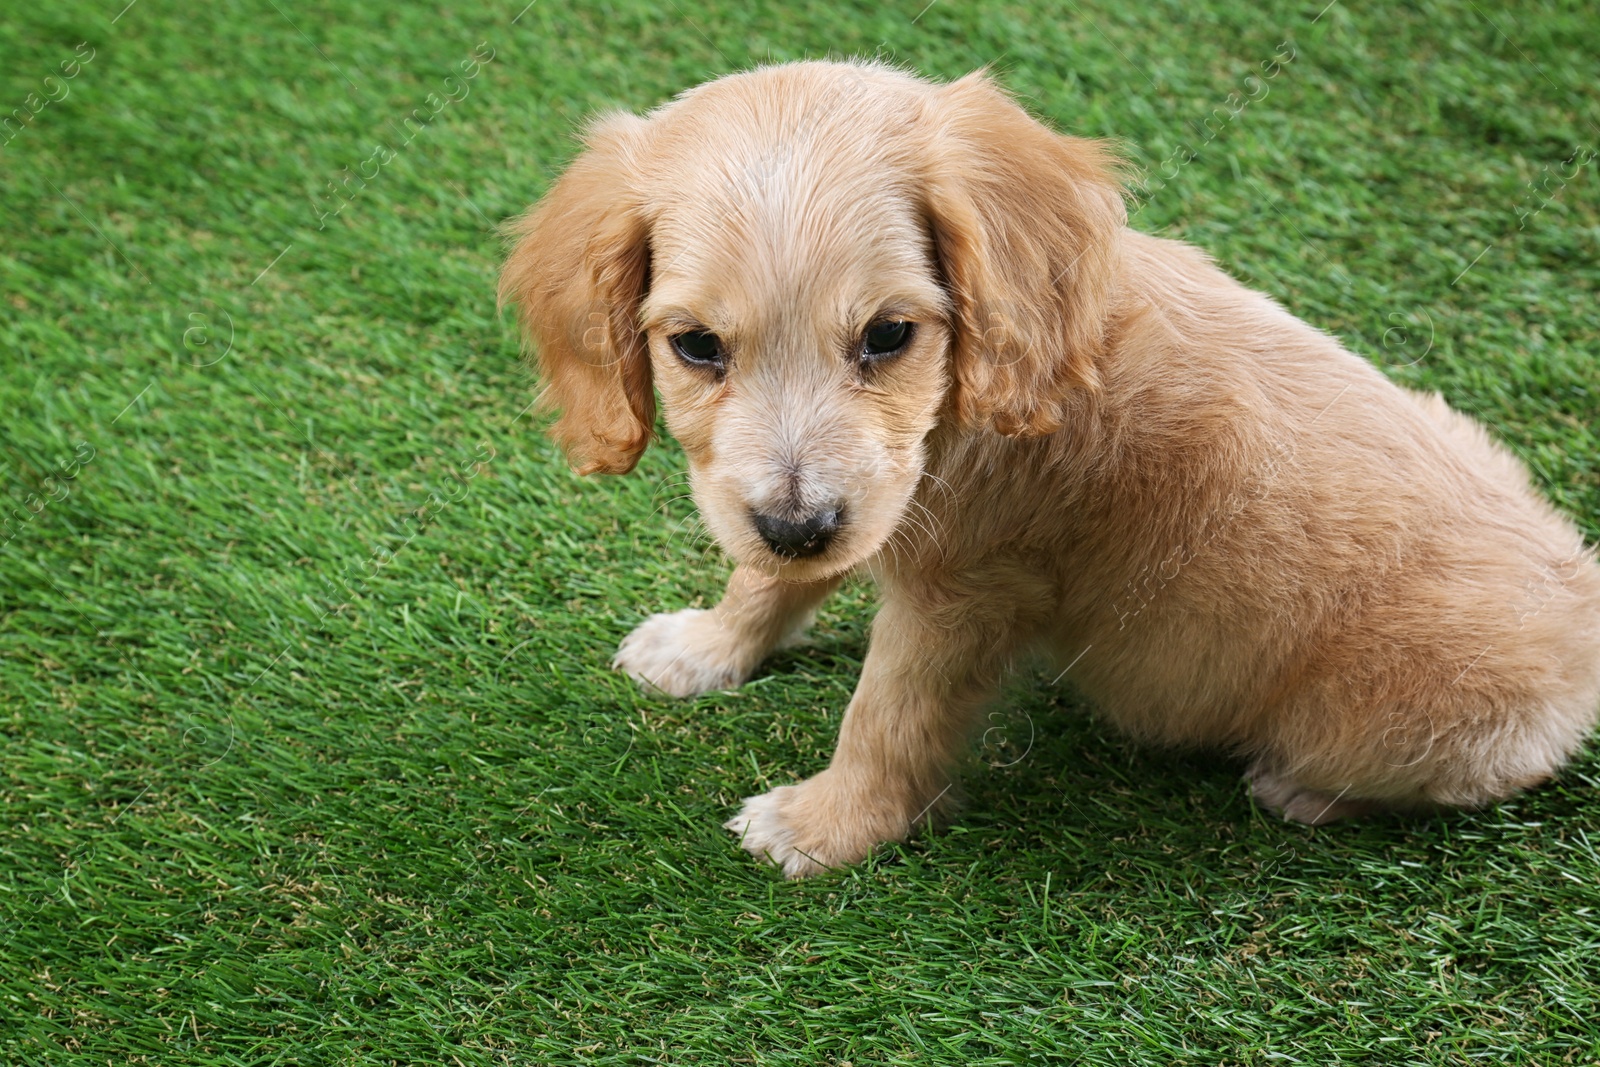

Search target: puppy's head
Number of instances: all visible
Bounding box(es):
[500,61,1124,579]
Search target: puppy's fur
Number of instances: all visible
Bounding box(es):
[500,61,1600,877]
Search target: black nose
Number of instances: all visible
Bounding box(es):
[752,508,842,558]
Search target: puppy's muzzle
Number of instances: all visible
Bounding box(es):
[752,507,842,559]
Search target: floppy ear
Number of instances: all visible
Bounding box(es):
[499,112,654,475]
[922,73,1126,437]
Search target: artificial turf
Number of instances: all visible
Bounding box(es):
[2,0,1598,1062]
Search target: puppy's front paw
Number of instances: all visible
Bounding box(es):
[613,608,754,698]
[724,787,825,878]
[724,773,937,878]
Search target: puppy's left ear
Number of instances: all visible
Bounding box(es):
[922,73,1126,437]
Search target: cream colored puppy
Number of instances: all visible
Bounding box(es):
[500,60,1600,878]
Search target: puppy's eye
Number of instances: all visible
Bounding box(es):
[862,320,912,362]
[672,330,725,369]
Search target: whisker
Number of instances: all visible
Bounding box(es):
[896,498,945,559]
[920,470,956,503]
[652,472,694,495]
[895,512,932,551]
[664,511,711,554]
[650,493,698,522]
[909,497,945,541]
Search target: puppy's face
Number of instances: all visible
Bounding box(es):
[637,100,953,578]
[501,61,1126,577]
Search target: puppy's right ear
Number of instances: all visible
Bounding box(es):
[499,113,655,475]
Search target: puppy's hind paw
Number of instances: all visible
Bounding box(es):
[614,608,754,698]
[1247,764,1380,826]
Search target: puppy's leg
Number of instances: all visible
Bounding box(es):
[614,564,842,698]
[726,591,1013,878]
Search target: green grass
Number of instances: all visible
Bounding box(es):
[2,0,1598,1062]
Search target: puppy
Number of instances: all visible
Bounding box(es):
[499,60,1600,878]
